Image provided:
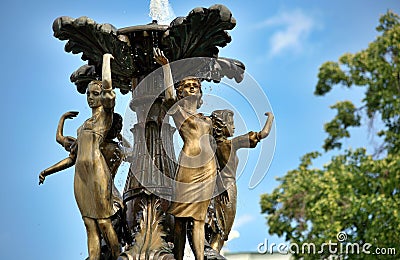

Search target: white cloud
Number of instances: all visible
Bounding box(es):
[226,214,254,242]
[227,229,240,242]
[232,214,255,229]
[221,214,254,252]
[257,9,316,56]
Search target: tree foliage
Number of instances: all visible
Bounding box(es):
[315,10,400,154]
[260,11,400,259]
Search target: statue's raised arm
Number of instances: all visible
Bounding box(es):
[102,53,113,90]
[257,112,274,140]
[56,111,79,151]
[100,53,115,110]
[153,47,175,101]
[39,111,79,185]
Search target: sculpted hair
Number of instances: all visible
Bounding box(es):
[88,80,102,89]
[106,113,123,140]
[210,109,234,140]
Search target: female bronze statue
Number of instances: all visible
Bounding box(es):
[207,109,274,252]
[154,48,226,260]
[39,54,121,260]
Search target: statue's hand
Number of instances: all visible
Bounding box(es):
[103,53,114,61]
[62,111,79,120]
[217,190,230,205]
[153,47,169,65]
[39,171,46,185]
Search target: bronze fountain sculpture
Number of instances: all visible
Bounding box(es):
[39,4,274,260]
[206,110,274,253]
[40,54,121,259]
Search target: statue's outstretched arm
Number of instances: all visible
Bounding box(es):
[39,152,76,185]
[153,48,175,101]
[257,112,274,140]
[56,111,78,151]
[231,112,274,150]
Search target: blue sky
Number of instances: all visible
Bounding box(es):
[2,0,399,259]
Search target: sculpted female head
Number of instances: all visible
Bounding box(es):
[175,77,203,109]
[86,80,103,108]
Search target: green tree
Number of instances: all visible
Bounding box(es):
[260,11,400,259]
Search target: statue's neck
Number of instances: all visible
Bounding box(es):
[181,99,197,114]
[91,106,102,116]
